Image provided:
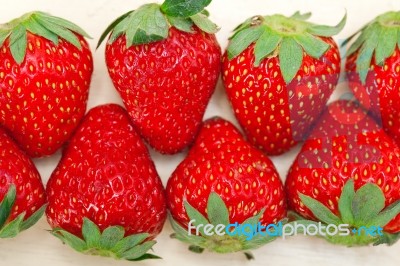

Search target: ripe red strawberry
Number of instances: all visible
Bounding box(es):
[167,117,286,256]
[46,104,167,260]
[286,100,400,246]
[345,11,400,146]
[222,12,346,155]
[0,128,46,238]
[98,0,221,154]
[0,12,93,157]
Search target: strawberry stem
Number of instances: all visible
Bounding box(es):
[0,11,90,64]
[296,180,400,246]
[227,11,346,84]
[97,0,218,48]
[344,11,400,84]
[170,193,280,257]
[50,217,160,261]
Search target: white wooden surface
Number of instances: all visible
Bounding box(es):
[1,0,400,265]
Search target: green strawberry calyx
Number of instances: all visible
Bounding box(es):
[96,0,219,49]
[296,179,400,246]
[0,11,90,64]
[50,218,160,261]
[0,185,46,238]
[170,192,284,259]
[343,11,400,84]
[227,11,346,84]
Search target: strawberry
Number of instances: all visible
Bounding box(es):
[285,100,400,246]
[0,12,93,157]
[167,117,286,257]
[97,0,221,154]
[222,12,346,155]
[0,127,46,238]
[46,104,167,260]
[345,11,400,146]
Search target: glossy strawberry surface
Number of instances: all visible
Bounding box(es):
[0,33,93,157]
[46,104,167,237]
[347,48,400,145]
[286,101,400,233]
[105,27,221,154]
[222,37,340,155]
[167,117,286,228]
[0,128,46,221]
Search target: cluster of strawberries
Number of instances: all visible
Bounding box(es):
[1,0,400,261]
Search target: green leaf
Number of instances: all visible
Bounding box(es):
[254,28,281,66]
[368,200,400,228]
[109,14,131,43]
[352,183,385,227]
[184,201,209,236]
[288,220,320,234]
[35,12,90,37]
[291,11,312,21]
[121,240,156,260]
[342,21,373,49]
[356,23,380,84]
[20,204,46,231]
[111,233,149,255]
[190,13,219,34]
[0,213,25,238]
[36,18,81,49]
[9,25,27,64]
[52,229,87,252]
[125,4,169,46]
[288,210,307,221]
[169,216,205,246]
[23,17,59,44]
[398,28,400,50]
[279,37,304,84]
[167,16,194,33]
[294,33,330,59]
[188,245,204,253]
[82,218,101,248]
[374,232,400,246]
[241,209,265,227]
[200,9,210,17]
[227,26,264,59]
[99,226,125,250]
[97,10,133,49]
[232,16,254,33]
[345,29,367,57]
[241,233,276,250]
[299,193,342,225]
[375,27,397,66]
[206,193,230,225]
[308,13,347,37]
[161,0,211,18]
[244,252,254,260]
[128,253,161,261]
[338,179,355,225]
[0,30,10,47]
[0,185,16,228]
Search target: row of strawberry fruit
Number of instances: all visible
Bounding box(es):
[1,0,400,261]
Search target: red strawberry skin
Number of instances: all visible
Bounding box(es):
[285,101,400,233]
[0,128,46,221]
[222,37,340,155]
[46,104,167,237]
[346,48,400,144]
[0,33,93,157]
[105,27,221,154]
[167,117,286,228]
